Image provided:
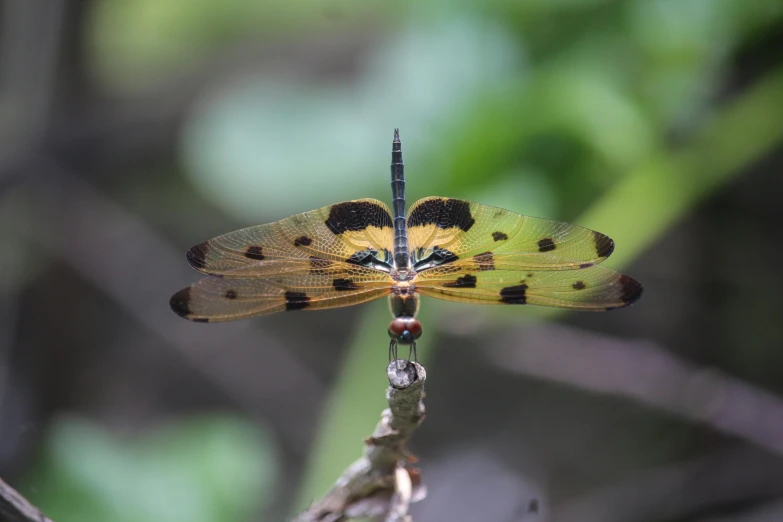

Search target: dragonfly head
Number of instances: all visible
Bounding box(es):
[388,317,422,345]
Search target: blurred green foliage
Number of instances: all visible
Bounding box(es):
[179,17,520,219]
[90,0,381,89]
[22,415,277,522]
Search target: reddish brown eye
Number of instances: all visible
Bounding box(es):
[388,317,423,344]
[389,318,408,338]
[406,318,423,339]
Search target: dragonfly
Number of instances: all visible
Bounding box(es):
[170,129,642,359]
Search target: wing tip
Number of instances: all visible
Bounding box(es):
[186,241,210,271]
[594,231,615,259]
[170,287,209,322]
[605,274,643,310]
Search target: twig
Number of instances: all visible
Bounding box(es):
[693,497,783,522]
[488,323,783,458]
[556,446,783,522]
[294,360,428,522]
[0,476,54,522]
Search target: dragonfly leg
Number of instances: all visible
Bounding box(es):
[408,341,418,363]
[389,339,398,361]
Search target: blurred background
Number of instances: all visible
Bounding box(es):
[1,0,783,521]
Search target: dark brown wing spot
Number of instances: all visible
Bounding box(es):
[412,246,458,271]
[593,231,614,258]
[284,291,311,311]
[408,198,475,232]
[474,252,495,271]
[572,281,586,290]
[579,263,594,269]
[347,251,366,266]
[500,284,528,304]
[538,238,556,252]
[443,274,477,288]
[225,289,238,299]
[492,231,508,242]
[346,248,390,268]
[605,275,643,310]
[244,246,265,260]
[440,198,475,231]
[186,241,209,270]
[333,278,360,291]
[618,274,643,304]
[170,287,194,318]
[432,246,458,264]
[408,198,442,228]
[325,201,393,235]
[294,236,313,247]
[431,246,459,265]
[309,256,333,274]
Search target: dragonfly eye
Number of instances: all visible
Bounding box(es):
[404,318,422,339]
[388,317,423,344]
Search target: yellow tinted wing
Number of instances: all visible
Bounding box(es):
[407,197,615,271]
[415,265,642,311]
[187,199,394,276]
[170,261,392,322]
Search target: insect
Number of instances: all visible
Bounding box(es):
[170,129,643,359]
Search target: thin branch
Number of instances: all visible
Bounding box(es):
[693,497,783,522]
[0,476,54,522]
[556,447,783,522]
[488,323,783,457]
[294,360,428,522]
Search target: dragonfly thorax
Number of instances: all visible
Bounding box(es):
[390,267,417,282]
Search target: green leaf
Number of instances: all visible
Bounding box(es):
[22,414,278,522]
